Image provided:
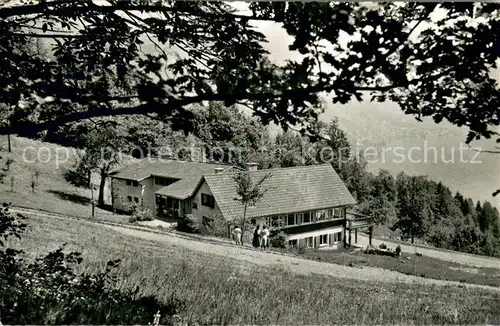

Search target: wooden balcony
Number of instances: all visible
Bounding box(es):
[345,211,372,230]
[278,218,345,236]
[345,210,374,248]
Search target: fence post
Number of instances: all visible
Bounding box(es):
[369,226,373,246]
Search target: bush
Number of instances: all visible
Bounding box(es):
[0,203,184,324]
[177,213,228,238]
[64,162,91,189]
[379,243,387,250]
[177,214,200,234]
[269,230,287,249]
[129,205,154,223]
[394,245,402,257]
[199,212,228,237]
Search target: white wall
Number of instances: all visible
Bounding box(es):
[191,180,221,219]
[289,226,344,250]
[111,177,155,213]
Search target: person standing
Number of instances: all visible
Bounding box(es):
[232,225,242,245]
[252,224,261,248]
[261,225,270,250]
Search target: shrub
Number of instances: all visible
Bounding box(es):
[177,213,228,237]
[177,214,200,234]
[379,243,387,250]
[64,162,91,189]
[394,245,402,257]
[269,230,287,249]
[0,203,184,324]
[129,205,154,223]
[199,212,228,237]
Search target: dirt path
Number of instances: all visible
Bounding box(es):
[14,207,500,293]
[99,224,500,293]
[355,234,500,270]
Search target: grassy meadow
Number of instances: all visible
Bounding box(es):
[7,212,500,325]
[2,135,500,324]
[0,136,130,223]
[300,248,500,288]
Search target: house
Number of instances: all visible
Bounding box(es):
[195,163,359,249]
[110,159,370,249]
[109,158,237,217]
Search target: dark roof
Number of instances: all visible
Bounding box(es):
[204,164,357,221]
[109,158,228,182]
[155,166,243,199]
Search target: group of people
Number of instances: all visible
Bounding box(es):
[231,224,270,250]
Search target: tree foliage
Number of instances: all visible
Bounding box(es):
[0,2,498,145]
[233,171,271,245]
[0,203,183,324]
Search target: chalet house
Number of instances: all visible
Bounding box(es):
[110,160,367,249]
[197,163,358,249]
[109,158,237,217]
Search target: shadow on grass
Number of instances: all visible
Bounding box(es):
[47,189,90,205]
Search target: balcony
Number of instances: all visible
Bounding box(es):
[279,218,345,235]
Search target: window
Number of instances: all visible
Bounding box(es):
[201,193,215,208]
[155,177,175,186]
[271,216,284,228]
[327,209,334,219]
[296,213,303,225]
[317,210,327,221]
[319,234,328,246]
[303,212,311,223]
[287,214,295,226]
[192,202,198,209]
[288,239,298,248]
[126,180,139,187]
[306,237,314,248]
[334,208,342,218]
[127,196,132,202]
[134,197,139,203]
[311,211,316,222]
[333,232,342,243]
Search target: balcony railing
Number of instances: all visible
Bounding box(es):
[345,210,372,230]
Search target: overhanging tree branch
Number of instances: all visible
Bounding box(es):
[0,83,397,135]
[0,2,273,21]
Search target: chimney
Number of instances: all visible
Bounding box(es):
[214,167,224,175]
[246,162,258,172]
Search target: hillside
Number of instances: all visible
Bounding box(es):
[8,209,500,324]
[0,136,127,222]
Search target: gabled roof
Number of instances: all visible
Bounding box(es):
[203,164,356,221]
[155,166,241,200]
[109,158,229,182]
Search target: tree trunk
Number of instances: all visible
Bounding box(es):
[7,134,11,152]
[98,169,107,206]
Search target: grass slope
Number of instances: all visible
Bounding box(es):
[301,248,500,288]
[8,212,500,325]
[2,135,500,292]
[0,136,129,223]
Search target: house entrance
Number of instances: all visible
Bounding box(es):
[156,195,180,218]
